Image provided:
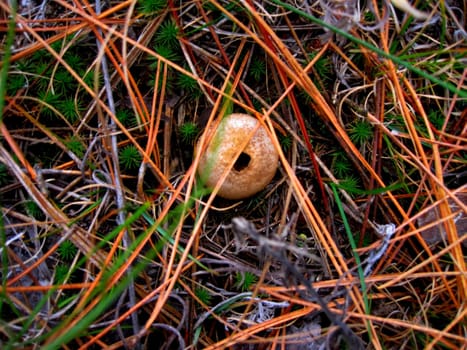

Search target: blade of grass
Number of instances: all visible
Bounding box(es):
[141,207,212,272]
[330,183,372,341]
[334,180,405,195]
[42,202,151,349]
[0,0,16,122]
[271,0,467,98]
[0,6,16,314]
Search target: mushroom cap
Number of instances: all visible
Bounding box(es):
[197,113,279,200]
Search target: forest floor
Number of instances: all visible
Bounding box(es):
[0,0,466,349]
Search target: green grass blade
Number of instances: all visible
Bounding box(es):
[331,183,372,340]
[0,0,17,122]
[270,0,467,98]
[0,0,17,325]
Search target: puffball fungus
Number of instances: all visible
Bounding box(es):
[197,113,279,200]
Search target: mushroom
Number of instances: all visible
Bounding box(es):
[197,113,279,200]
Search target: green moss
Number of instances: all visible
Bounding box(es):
[235,271,258,292]
[119,145,142,170]
[179,122,200,144]
[57,240,78,261]
[194,287,212,305]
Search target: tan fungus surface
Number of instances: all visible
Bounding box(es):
[198,113,279,200]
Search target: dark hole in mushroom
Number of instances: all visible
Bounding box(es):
[234,152,251,171]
